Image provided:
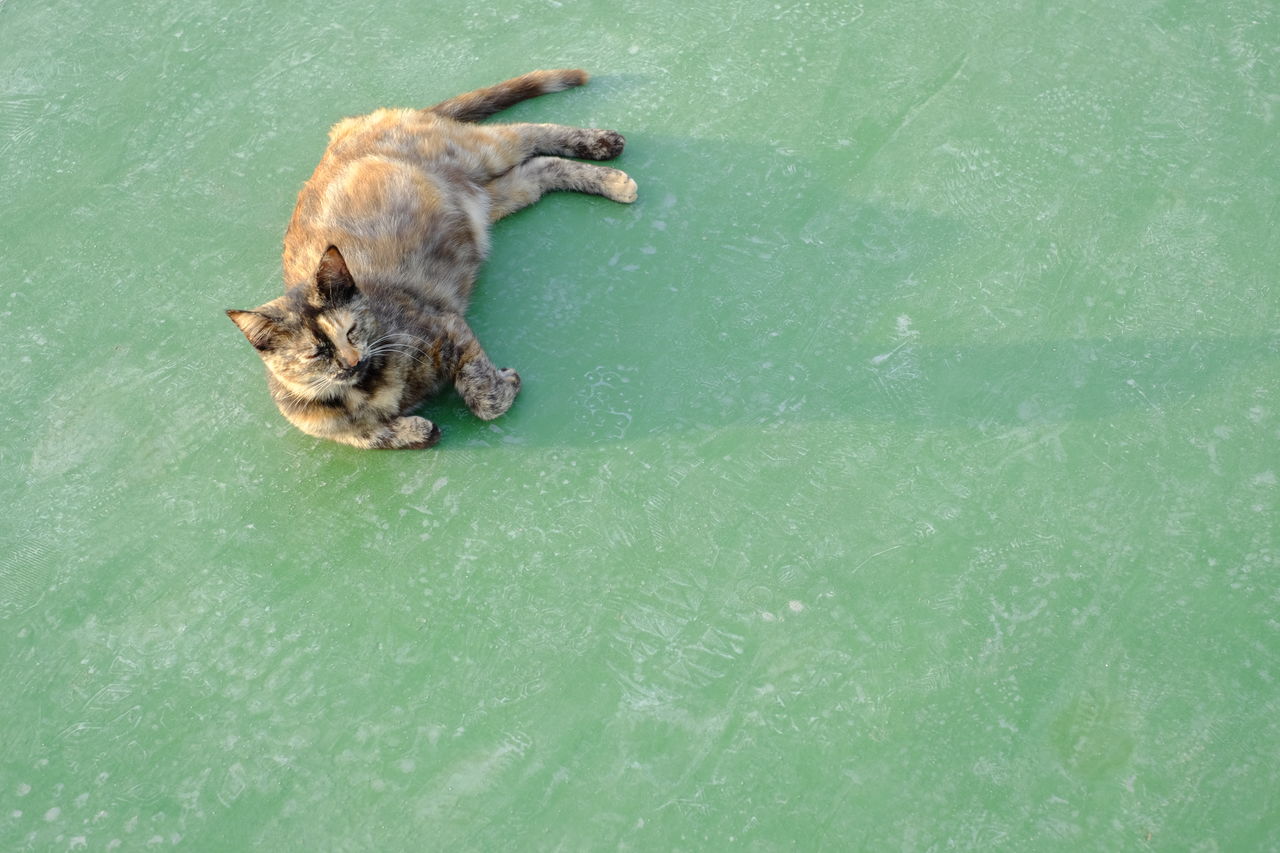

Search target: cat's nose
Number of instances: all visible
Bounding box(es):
[337,345,361,368]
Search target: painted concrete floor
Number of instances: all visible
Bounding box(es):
[2,0,1277,848]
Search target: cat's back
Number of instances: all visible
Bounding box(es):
[283,109,489,299]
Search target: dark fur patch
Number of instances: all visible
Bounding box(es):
[575,129,626,160]
[352,354,387,394]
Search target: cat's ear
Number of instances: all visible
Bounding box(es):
[226,309,284,352]
[314,245,358,305]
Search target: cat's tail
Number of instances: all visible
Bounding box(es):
[428,69,589,123]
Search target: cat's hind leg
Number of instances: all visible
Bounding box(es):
[487,156,637,220]
[496,124,627,162]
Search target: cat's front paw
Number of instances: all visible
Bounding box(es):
[468,368,521,420]
[498,367,521,393]
[407,418,443,449]
[370,415,442,449]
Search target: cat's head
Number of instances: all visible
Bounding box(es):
[227,246,380,398]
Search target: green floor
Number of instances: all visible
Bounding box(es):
[3,0,1278,849]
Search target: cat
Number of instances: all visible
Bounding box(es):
[227,69,637,449]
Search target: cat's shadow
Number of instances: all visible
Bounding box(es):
[428,331,1271,449]
[423,133,1273,450]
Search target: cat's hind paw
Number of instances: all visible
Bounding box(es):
[588,130,626,160]
[604,170,638,204]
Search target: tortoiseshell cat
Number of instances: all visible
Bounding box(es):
[227,69,637,448]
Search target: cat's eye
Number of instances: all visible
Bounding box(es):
[346,323,358,345]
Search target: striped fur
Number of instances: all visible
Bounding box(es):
[228,69,637,449]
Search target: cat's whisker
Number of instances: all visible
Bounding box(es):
[366,340,422,353]
[309,375,339,395]
[366,338,428,354]
[365,338,427,356]
[366,345,434,368]
[367,341,425,353]
[369,331,423,347]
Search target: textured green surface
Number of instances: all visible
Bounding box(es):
[3,0,1278,849]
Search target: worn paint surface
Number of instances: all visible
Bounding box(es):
[2,0,1277,849]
